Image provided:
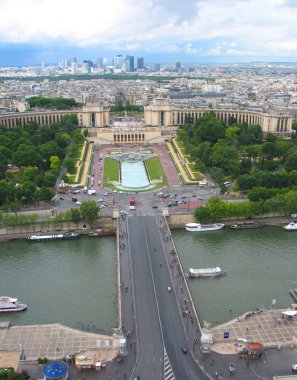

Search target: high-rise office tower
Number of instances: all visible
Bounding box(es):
[71,62,77,74]
[113,55,123,69]
[137,57,144,70]
[125,55,135,72]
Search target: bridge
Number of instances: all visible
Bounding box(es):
[120,214,210,379]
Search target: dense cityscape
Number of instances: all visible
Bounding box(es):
[2,0,297,379]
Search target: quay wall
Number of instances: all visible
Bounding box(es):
[0,217,117,242]
[167,212,290,229]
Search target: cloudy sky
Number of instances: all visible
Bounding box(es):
[1,0,297,66]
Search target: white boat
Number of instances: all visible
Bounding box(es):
[185,223,224,232]
[188,267,226,278]
[283,222,297,231]
[28,231,80,241]
[0,300,27,313]
[0,296,17,304]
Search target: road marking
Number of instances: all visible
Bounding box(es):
[164,348,175,380]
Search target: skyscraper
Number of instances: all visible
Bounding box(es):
[125,55,134,72]
[113,55,123,69]
[137,57,144,70]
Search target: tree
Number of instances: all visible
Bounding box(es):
[70,208,81,224]
[50,156,61,169]
[80,200,99,224]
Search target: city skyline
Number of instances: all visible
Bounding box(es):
[1,0,297,66]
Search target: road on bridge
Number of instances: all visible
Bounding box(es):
[128,215,209,380]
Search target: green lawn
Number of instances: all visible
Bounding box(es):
[104,158,120,182]
[145,157,164,180]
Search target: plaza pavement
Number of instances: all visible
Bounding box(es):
[0,323,118,362]
[210,309,297,353]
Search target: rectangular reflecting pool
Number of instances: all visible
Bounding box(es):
[121,161,149,188]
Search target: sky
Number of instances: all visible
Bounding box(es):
[1,0,297,66]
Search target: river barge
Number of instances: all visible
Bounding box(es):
[230,221,265,229]
[28,231,80,241]
[88,229,115,237]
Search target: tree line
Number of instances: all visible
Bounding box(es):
[0,115,78,211]
[28,96,82,110]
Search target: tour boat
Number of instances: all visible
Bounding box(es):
[188,267,227,278]
[0,300,27,313]
[28,231,80,241]
[0,296,17,304]
[185,223,224,232]
[283,222,297,231]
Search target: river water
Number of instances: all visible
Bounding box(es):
[172,226,297,327]
[0,236,117,334]
[0,227,296,332]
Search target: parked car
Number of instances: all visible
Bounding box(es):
[291,214,297,218]
[72,197,78,202]
[292,364,297,371]
[76,201,82,205]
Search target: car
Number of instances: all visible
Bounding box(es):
[72,197,78,202]
[72,189,80,194]
[103,192,109,196]
[113,190,118,193]
[181,346,188,354]
[152,205,158,209]
[55,227,62,231]
[291,214,297,218]
[167,286,171,292]
[76,201,82,205]
[292,364,297,371]
[99,204,106,209]
[98,199,104,203]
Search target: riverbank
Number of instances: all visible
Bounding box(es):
[0,214,291,242]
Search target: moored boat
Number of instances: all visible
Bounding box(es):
[230,221,264,229]
[0,300,27,313]
[28,231,80,241]
[188,267,227,278]
[185,223,224,232]
[283,222,297,231]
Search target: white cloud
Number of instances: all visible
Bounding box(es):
[226,49,256,56]
[0,0,297,59]
[183,43,201,55]
[207,48,221,56]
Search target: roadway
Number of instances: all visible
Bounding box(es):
[128,216,209,380]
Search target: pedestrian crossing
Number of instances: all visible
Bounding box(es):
[164,348,175,380]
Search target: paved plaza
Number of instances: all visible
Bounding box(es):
[0,323,118,361]
[211,309,297,354]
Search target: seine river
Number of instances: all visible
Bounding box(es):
[172,226,297,326]
[0,236,117,334]
[0,227,296,332]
